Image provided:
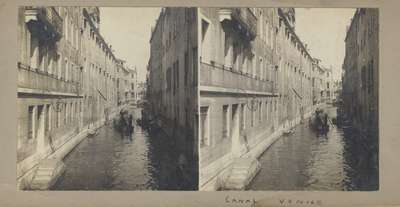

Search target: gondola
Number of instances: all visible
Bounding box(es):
[309,115,330,134]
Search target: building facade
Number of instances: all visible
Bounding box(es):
[342,8,379,137]
[17,6,134,189]
[148,8,199,154]
[197,8,332,190]
[116,60,138,106]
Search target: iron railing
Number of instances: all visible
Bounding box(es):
[18,62,80,95]
[200,62,273,93]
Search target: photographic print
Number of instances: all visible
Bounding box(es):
[16,7,198,190]
[5,0,400,206]
[198,8,379,191]
[15,5,379,192]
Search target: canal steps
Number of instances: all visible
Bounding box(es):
[30,159,65,190]
[223,157,260,190]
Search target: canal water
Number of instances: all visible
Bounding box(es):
[248,105,378,191]
[52,107,197,190]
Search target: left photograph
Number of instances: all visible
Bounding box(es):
[17,7,198,190]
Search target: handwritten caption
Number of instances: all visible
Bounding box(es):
[224,195,323,207]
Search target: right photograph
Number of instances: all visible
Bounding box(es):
[198,8,379,191]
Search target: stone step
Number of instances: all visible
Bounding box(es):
[222,157,261,190]
[232,166,250,171]
[29,159,65,190]
[33,176,51,183]
[32,178,50,184]
[36,170,53,176]
[225,181,246,190]
[229,173,248,180]
[232,159,253,167]
[37,167,54,171]
[226,179,246,187]
[34,173,52,179]
[39,159,59,167]
[30,184,49,189]
[230,174,248,179]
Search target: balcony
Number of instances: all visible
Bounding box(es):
[218,8,257,41]
[25,7,63,41]
[18,63,81,96]
[200,62,273,94]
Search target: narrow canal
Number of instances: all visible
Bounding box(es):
[248,105,378,191]
[52,106,197,190]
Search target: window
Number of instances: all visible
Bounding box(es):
[361,66,367,90]
[56,105,59,128]
[222,105,229,138]
[64,103,67,124]
[72,63,75,82]
[184,51,188,86]
[192,47,198,85]
[368,60,374,94]
[176,60,179,90]
[36,105,44,137]
[46,104,51,133]
[64,13,69,42]
[176,106,180,122]
[251,105,254,127]
[172,64,176,95]
[64,59,69,80]
[265,20,270,45]
[200,106,210,147]
[240,104,246,131]
[201,18,211,62]
[185,107,189,127]
[72,102,75,123]
[259,102,262,123]
[38,43,46,71]
[48,52,54,75]
[259,12,264,39]
[28,106,34,140]
[79,101,82,118]
[259,58,263,79]
[75,102,78,121]
[68,19,72,42]
[265,101,269,122]
[231,104,238,135]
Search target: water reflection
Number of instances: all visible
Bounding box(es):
[248,106,378,191]
[52,108,197,190]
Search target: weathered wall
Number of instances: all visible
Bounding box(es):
[148,8,198,152]
[342,8,379,135]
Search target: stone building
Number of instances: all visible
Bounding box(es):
[148,8,199,156]
[324,67,334,101]
[342,8,379,137]
[116,60,138,106]
[136,81,146,101]
[311,59,332,105]
[197,8,331,190]
[17,6,131,189]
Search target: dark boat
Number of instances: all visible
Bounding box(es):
[309,114,329,134]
